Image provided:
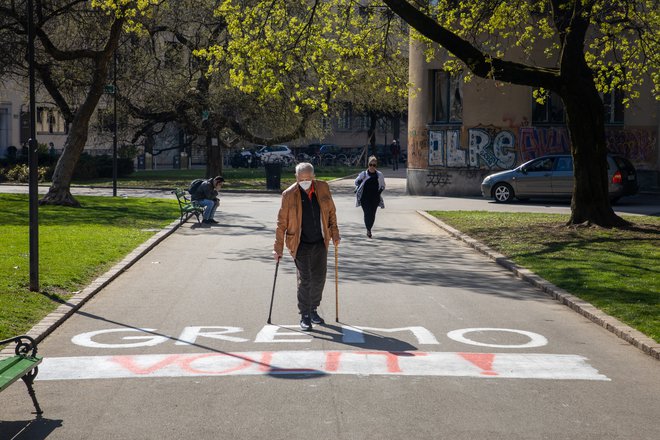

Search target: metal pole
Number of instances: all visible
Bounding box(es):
[267,259,280,324]
[112,49,118,197]
[335,245,339,322]
[27,0,39,292]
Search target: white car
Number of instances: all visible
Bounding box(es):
[257,144,295,165]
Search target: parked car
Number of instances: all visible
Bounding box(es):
[481,154,638,204]
[256,144,295,165]
[230,148,261,168]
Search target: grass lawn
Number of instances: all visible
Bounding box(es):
[69,166,361,190]
[429,211,660,343]
[0,194,179,341]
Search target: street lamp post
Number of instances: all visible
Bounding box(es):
[27,0,39,292]
[112,49,118,197]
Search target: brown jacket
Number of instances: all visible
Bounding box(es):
[274,180,340,258]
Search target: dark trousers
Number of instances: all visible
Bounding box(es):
[361,198,379,231]
[294,241,327,314]
[392,155,399,170]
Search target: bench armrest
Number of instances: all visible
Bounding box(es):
[0,335,39,358]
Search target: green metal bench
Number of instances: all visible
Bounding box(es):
[173,188,205,225]
[0,335,43,414]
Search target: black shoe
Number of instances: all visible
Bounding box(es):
[300,314,312,331]
[208,219,219,224]
[367,230,372,238]
[311,310,324,325]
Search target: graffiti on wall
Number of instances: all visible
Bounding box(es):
[468,127,516,169]
[428,130,443,166]
[409,127,430,169]
[426,125,658,172]
[445,130,463,167]
[518,126,571,161]
[605,128,657,168]
[518,126,658,168]
[428,126,516,170]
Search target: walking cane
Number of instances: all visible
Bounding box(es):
[335,244,339,322]
[267,259,280,324]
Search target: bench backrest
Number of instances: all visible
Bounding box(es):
[173,189,191,206]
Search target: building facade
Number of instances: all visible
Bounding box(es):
[407,41,660,196]
[0,80,69,157]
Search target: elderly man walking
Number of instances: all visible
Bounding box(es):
[273,162,341,330]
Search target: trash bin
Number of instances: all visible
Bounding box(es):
[265,162,282,191]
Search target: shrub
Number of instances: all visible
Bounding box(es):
[1,145,59,167]
[3,164,49,182]
[73,154,134,179]
[5,164,29,182]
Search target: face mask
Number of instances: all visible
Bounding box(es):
[298,180,312,191]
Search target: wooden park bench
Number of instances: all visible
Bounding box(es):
[173,188,205,225]
[0,335,43,414]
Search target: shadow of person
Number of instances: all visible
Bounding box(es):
[0,418,63,440]
[266,322,419,352]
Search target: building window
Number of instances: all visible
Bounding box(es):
[357,113,371,130]
[432,70,463,123]
[532,91,565,124]
[321,115,330,130]
[97,107,127,133]
[36,106,66,134]
[603,89,624,124]
[338,104,352,130]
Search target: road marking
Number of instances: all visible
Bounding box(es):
[447,328,548,348]
[36,351,609,381]
[71,326,535,348]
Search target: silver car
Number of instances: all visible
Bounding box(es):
[257,144,295,165]
[481,154,638,203]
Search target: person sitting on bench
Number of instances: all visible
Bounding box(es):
[191,176,224,224]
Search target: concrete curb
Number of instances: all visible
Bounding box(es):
[417,210,660,361]
[1,218,183,357]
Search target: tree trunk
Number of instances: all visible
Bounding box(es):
[40,119,92,207]
[367,111,377,164]
[40,98,102,206]
[562,84,628,227]
[558,12,628,228]
[39,19,124,206]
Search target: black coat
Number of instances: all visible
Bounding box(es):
[192,179,218,201]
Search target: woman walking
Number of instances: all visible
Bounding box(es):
[354,156,385,238]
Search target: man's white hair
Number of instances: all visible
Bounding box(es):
[295,162,314,176]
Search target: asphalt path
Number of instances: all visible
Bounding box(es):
[1,172,659,439]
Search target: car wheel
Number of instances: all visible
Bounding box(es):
[493,183,514,203]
